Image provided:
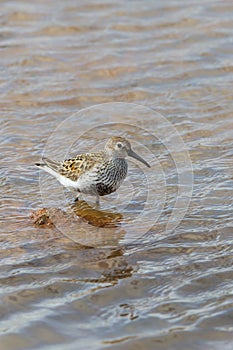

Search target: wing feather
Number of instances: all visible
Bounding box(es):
[58,152,104,181]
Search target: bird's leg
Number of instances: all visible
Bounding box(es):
[95,194,100,207]
[74,192,82,202]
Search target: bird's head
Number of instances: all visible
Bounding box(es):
[105,136,150,168]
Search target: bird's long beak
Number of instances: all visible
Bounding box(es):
[127,149,150,168]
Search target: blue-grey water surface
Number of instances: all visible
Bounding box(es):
[1,0,233,349]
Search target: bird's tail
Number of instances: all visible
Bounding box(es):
[35,157,61,177]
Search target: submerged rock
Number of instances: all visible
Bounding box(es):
[30,208,54,227]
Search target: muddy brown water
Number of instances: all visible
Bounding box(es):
[1,0,233,349]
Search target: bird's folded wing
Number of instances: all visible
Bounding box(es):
[58,152,104,181]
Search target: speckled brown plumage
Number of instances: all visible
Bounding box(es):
[43,152,104,181]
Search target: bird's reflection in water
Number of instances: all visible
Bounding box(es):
[31,202,134,283]
[42,198,125,251]
[69,200,134,282]
[71,199,123,228]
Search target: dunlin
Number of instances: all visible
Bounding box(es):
[36,136,150,204]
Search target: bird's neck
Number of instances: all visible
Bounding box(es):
[105,153,126,162]
[104,149,124,160]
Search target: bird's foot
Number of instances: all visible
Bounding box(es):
[94,203,100,210]
[94,195,100,209]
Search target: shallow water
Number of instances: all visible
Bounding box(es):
[1,0,233,349]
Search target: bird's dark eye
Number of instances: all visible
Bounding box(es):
[117,142,122,148]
